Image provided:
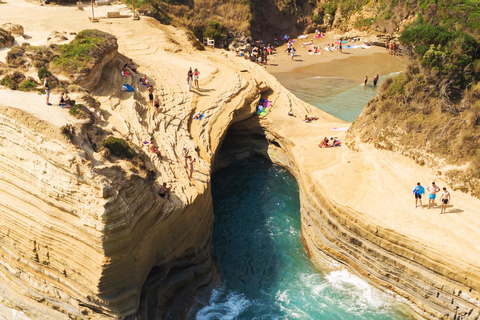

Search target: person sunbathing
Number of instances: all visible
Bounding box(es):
[305,115,319,122]
[140,75,150,86]
[319,137,329,148]
[149,138,162,157]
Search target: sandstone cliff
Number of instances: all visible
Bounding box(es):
[2,1,480,320]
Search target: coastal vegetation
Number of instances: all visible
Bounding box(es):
[0,28,14,47]
[51,29,117,73]
[350,15,480,197]
[103,136,136,159]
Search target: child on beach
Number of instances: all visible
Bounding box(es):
[440,187,451,214]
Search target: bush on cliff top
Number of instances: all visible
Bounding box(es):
[51,29,117,73]
[0,28,14,47]
[103,136,136,159]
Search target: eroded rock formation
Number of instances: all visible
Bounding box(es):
[1,5,480,320]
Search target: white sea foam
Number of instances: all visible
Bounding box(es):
[325,269,392,313]
[196,289,251,320]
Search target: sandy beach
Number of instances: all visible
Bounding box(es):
[265,33,406,83]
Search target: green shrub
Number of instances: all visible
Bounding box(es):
[204,20,227,42]
[38,66,51,80]
[312,13,323,24]
[18,80,38,91]
[51,29,117,73]
[103,136,136,159]
[354,17,376,29]
[0,77,16,90]
[68,104,90,119]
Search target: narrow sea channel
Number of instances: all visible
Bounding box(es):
[195,158,411,319]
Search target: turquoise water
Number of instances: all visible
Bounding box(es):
[196,158,410,319]
[279,73,399,122]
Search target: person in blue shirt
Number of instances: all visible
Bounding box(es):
[413,182,425,208]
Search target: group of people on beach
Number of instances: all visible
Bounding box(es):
[186,67,200,91]
[413,182,451,214]
[318,137,341,148]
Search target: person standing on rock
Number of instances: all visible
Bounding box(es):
[440,187,451,214]
[187,67,193,92]
[193,68,200,89]
[44,75,51,106]
[147,85,154,106]
[187,156,196,180]
[183,145,190,169]
[413,182,425,208]
[427,182,441,209]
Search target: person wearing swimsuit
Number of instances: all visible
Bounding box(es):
[193,68,200,88]
[440,187,451,214]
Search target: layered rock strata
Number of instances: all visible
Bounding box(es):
[1,2,480,319]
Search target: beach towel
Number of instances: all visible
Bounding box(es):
[256,100,270,116]
[121,84,134,92]
[303,42,314,46]
[139,78,148,87]
[314,35,323,39]
[330,127,350,131]
[298,35,308,39]
[193,112,205,120]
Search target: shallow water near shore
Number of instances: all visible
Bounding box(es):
[195,158,410,319]
[274,72,400,122]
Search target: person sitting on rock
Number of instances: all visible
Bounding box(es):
[157,182,171,201]
[127,59,138,72]
[140,74,150,87]
[149,138,162,157]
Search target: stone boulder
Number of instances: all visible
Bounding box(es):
[0,28,14,48]
[1,23,24,37]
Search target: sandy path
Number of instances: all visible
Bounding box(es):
[0,89,73,127]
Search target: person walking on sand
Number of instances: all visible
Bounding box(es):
[363,76,368,86]
[440,187,451,214]
[339,42,342,53]
[291,48,295,60]
[193,68,200,88]
[413,182,425,208]
[373,74,379,87]
[427,182,441,209]
[44,75,52,105]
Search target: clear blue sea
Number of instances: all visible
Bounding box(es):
[195,158,411,319]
